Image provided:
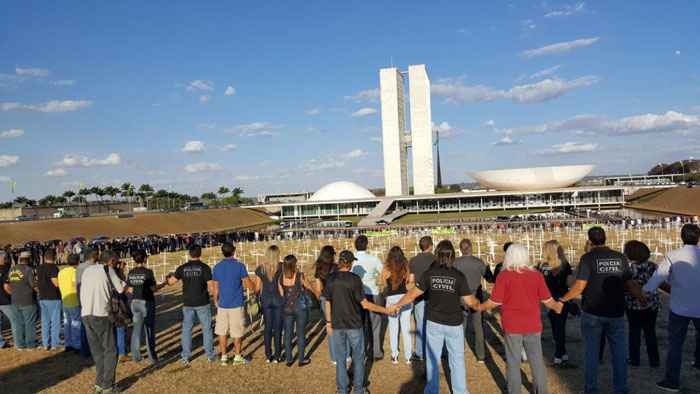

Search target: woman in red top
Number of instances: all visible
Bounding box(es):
[479,243,563,394]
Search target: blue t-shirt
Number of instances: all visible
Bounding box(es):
[213,258,249,309]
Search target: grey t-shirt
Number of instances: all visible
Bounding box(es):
[454,256,486,297]
[8,264,36,306]
[80,264,125,317]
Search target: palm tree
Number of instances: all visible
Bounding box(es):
[201,192,216,201]
[63,190,75,204]
[232,187,244,204]
[104,186,119,201]
[218,186,230,198]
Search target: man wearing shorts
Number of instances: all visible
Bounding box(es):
[212,242,255,366]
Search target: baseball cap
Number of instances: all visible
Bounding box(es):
[338,250,357,264]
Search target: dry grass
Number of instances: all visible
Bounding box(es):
[1,227,698,393]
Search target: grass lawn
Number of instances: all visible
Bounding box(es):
[392,208,552,224]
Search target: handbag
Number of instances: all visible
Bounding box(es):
[103,265,132,327]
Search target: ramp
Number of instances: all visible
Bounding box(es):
[359,198,401,226]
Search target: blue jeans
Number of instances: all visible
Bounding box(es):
[332,328,365,394]
[0,304,18,348]
[262,304,282,359]
[414,300,426,359]
[80,316,91,358]
[284,309,307,362]
[386,294,412,362]
[63,307,81,349]
[664,311,700,387]
[181,305,214,361]
[13,304,37,349]
[40,300,62,349]
[321,296,349,362]
[425,320,467,394]
[115,326,127,355]
[131,300,157,362]
[581,312,628,394]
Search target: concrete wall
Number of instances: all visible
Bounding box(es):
[380,67,409,197]
[408,64,435,195]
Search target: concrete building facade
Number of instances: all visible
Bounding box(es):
[380,64,435,197]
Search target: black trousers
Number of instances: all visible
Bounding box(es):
[548,304,569,358]
[626,308,660,366]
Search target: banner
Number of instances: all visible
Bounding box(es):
[431,228,456,236]
[366,230,399,238]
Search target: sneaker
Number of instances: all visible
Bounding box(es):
[405,360,412,365]
[220,357,229,366]
[477,359,485,364]
[231,355,249,366]
[553,358,563,366]
[391,356,399,365]
[561,354,569,362]
[181,359,190,367]
[299,358,311,367]
[656,380,680,393]
[266,357,273,364]
[332,361,337,366]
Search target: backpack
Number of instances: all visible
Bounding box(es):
[104,266,131,327]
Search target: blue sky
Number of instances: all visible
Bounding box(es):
[1,1,699,200]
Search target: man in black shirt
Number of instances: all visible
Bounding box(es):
[560,227,644,394]
[5,251,38,349]
[127,249,165,363]
[454,239,487,362]
[37,250,62,350]
[389,240,480,394]
[323,250,387,394]
[167,245,215,364]
[407,235,433,361]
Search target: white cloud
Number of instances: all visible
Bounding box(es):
[528,65,562,80]
[493,135,521,146]
[522,37,599,58]
[345,88,380,102]
[184,162,223,173]
[544,2,586,17]
[351,107,377,117]
[503,110,700,137]
[305,107,321,115]
[182,141,205,153]
[15,66,49,77]
[221,144,238,152]
[0,155,19,167]
[0,129,24,139]
[301,157,345,171]
[432,76,598,104]
[46,168,68,177]
[521,19,536,30]
[53,80,76,86]
[675,50,681,56]
[57,153,121,167]
[224,85,236,96]
[432,121,462,138]
[343,149,368,159]
[484,120,496,127]
[0,100,92,113]
[199,95,211,104]
[197,123,217,130]
[537,142,598,155]
[186,80,214,92]
[227,122,282,137]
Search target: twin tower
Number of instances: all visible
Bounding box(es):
[380,64,435,197]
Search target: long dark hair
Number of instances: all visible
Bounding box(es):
[283,254,298,280]
[433,240,456,269]
[314,245,335,282]
[386,246,408,291]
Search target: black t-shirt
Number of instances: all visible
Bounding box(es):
[0,265,10,305]
[322,270,364,330]
[541,262,573,300]
[128,266,157,302]
[416,265,471,326]
[175,260,213,307]
[37,264,61,300]
[409,252,434,302]
[576,247,632,318]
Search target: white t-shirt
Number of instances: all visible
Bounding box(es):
[351,251,383,296]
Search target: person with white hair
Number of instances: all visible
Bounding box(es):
[479,243,564,394]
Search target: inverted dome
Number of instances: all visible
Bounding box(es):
[467,165,594,191]
[309,181,376,201]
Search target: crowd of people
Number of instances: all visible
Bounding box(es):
[0,224,699,393]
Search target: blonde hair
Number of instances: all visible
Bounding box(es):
[543,240,568,271]
[503,243,531,272]
[262,245,280,280]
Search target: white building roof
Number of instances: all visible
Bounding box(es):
[308,181,376,202]
[467,165,595,191]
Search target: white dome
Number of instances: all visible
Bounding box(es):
[309,181,376,201]
[467,165,594,191]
